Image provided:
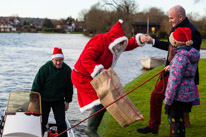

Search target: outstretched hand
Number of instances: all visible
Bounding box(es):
[140,34,153,44]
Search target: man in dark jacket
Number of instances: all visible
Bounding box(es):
[137,5,202,134]
[31,47,73,137]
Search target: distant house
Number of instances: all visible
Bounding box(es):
[75,21,85,32]
[56,19,84,33]
[0,23,16,32]
[66,21,76,32]
[0,17,20,32]
[132,22,160,36]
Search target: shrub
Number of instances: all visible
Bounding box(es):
[42,28,63,33]
[157,30,168,39]
[149,33,157,39]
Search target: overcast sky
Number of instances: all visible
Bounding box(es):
[0,0,205,19]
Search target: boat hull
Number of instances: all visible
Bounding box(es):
[140,57,166,69]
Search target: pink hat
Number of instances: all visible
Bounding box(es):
[52,47,64,59]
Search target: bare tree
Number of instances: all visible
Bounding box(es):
[83,1,136,37]
[99,0,139,37]
[102,0,138,15]
[78,9,88,21]
[83,1,205,37]
[144,7,167,22]
[188,13,205,34]
[85,3,115,34]
[160,18,172,34]
[187,12,202,21]
[202,17,206,34]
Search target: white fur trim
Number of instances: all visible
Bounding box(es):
[135,33,145,47]
[80,99,101,113]
[52,54,64,59]
[152,39,155,45]
[91,64,104,78]
[119,19,123,24]
[109,36,128,54]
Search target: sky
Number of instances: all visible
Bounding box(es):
[0,0,205,20]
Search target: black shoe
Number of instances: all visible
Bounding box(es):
[137,126,158,134]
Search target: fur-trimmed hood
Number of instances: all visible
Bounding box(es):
[107,19,128,54]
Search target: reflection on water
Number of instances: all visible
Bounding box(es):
[0,33,205,136]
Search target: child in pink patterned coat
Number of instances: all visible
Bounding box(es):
[164,27,200,137]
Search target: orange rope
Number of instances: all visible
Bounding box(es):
[155,70,165,93]
[55,68,165,137]
[105,71,144,120]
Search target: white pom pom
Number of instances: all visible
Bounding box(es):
[186,40,193,46]
[119,19,123,24]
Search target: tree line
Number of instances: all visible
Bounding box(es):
[79,0,206,38]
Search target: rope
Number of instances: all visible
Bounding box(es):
[105,71,144,120]
[55,68,165,137]
[155,70,165,93]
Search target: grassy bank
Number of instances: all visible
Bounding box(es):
[98,59,206,137]
[201,39,206,47]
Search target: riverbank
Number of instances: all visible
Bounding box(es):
[98,59,206,137]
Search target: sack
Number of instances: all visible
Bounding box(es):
[90,68,143,127]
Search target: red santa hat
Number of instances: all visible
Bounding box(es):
[52,47,64,59]
[108,19,128,51]
[91,20,128,78]
[169,27,193,47]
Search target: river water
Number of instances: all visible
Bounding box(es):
[0,33,205,136]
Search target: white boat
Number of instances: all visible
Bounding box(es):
[140,57,166,69]
[0,91,74,137]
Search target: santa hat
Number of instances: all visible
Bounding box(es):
[169,27,193,47]
[108,19,128,51]
[52,47,64,59]
[91,20,127,78]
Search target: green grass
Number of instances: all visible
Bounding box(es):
[98,59,206,137]
[201,39,206,47]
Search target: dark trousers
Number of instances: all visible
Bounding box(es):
[42,100,67,137]
[148,72,169,130]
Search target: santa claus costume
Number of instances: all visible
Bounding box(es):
[71,19,143,112]
[71,19,144,137]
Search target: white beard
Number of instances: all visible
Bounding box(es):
[111,41,127,67]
